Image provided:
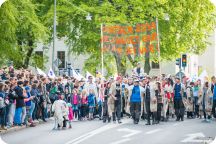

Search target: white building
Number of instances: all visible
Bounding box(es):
[35,38,88,75]
[198,31,216,77]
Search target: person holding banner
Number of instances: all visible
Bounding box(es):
[133,62,144,77]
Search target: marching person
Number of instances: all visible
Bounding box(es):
[173,77,185,121]
[186,82,194,119]
[201,81,213,122]
[144,76,157,125]
[103,82,111,123]
[163,78,173,121]
[109,76,122,124]
[155,81,164,123]
[128,79,145,124]
[193,81,200,118]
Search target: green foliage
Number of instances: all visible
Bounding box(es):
[0,0,48,68]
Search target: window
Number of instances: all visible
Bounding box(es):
[35,51,43,57]
[57,51,65,68]
[151,61,160,69]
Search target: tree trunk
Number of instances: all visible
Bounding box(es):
[144,30,151,75]
[23,38,34,69]
[144,52,151,74]
[114,53,126,76]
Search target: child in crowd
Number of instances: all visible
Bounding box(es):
[71,89,80,121]
[67,103,73,128]
[88,89,95,120]
[80,90,88,120]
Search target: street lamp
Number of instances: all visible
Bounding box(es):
[164,13,170,21]
[86,13,92,21]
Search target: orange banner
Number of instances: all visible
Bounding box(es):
[102,21,159,56]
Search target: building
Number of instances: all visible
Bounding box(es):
[198,31,216,77]
[35,38,88,75]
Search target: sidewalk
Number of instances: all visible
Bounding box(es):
[0,117,54,135]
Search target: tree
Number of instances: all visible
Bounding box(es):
[0,0,48,69]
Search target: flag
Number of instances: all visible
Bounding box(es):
[36,67,46,77]
[72,69,83,81]
[48,68,56,78]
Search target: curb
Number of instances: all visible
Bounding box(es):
[0,118,54,135]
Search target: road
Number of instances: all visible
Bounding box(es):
[1,118,216,144]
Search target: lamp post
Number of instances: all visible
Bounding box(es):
[52,0,91,72]
[52,0,56,71]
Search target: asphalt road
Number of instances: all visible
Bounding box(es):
[1,117,216,144]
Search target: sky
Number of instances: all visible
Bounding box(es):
[210,0,216,6]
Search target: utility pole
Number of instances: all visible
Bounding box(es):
[52,0,56,71]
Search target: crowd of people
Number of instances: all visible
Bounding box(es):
[0,64,216,130]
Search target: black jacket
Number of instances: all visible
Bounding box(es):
[14,86,25,108]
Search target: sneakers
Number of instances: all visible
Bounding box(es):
[29,123,36,127]
[202,119,211,123]
[42,119,47,122]
[145,122,151,125]
[118,120,122,124]
[0,126,7,130]
[108,117,111,123]
[134,120,138,124]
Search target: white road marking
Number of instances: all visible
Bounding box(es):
[145,129,162,134]
[65,119,130,144]
[181,132,206,143]
[110,138,131,144]
[210,137,216,144]
[0,137,7,144]
[117,128,141,138]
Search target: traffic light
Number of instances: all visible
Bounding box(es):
[182,54,187,67]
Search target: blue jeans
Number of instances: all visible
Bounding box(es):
[30,102,35,119]
[7,103,16,126]
[194,97,199,116]
[0,107,6,126]
[14,107,22,125]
